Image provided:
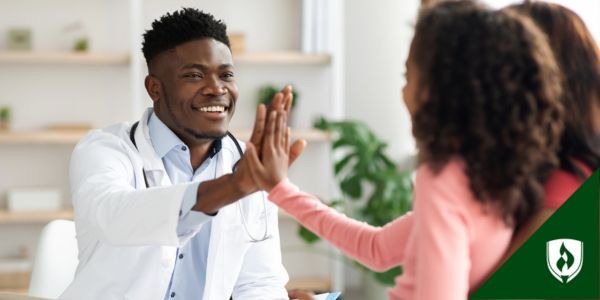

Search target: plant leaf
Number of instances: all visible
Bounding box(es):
[332,138,352,150]
[334,154,355,175]
[298,225,320,244]
[340,175,362,198]
[373,266,403,286]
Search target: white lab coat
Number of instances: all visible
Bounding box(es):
[61,109,289,300]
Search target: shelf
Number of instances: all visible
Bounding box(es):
[0,209,293,226]
[0,128,331,145]
[286,277,331,292]
[0,291,50,300]
[0,204,291,224]
[0,51,330,66]
[0,290,31,300]
[229,128,332,142]
[0,130,88,145]
[0,210,73,225]
[0,52,129,65]
[234,52,331,65]
[0,207,293,224]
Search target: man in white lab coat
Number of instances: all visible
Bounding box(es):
[61,8,304,300]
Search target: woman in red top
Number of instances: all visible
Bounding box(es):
[504,1,600,256]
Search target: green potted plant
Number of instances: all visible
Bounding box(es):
[298,117,414,286]
[0,106,11,131]
[74,37,89,52]
[63,21,89,52]
[257,84,298,124]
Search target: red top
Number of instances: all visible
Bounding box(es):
[544,162,593,209]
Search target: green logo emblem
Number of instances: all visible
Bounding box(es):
[546,239,583,283]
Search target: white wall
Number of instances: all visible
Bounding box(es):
[486,0,600,44]
[344,0,420,165]
[144,0,302,52]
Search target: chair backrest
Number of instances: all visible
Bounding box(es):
[28,220,78,299]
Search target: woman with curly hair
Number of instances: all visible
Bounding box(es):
[246,1,563,299]
[502,1,600,256]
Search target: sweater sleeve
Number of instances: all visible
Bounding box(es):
[413,163,471,300]
[268,179,412,271]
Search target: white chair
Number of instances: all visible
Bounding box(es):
[28,220,79,299]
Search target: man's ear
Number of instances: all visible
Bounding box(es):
[144,75,161,103]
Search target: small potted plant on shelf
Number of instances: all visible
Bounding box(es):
[63,21,89,52]
[74,37,89,52]
[257,84,299,124]
[0,106,11,131]
[298,117,414,289]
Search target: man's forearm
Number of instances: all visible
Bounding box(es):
[192,173,249,214]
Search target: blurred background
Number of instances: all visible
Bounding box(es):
[0,0,598,299]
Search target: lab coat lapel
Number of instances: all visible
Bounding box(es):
[134,108,172,188]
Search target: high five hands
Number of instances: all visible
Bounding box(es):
[233,85,306,194]
[245,101,291,192]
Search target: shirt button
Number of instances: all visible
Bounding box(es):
[170,292,176,298]
[178,253,184,259]
[181,145,187,151]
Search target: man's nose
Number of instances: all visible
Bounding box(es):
[203,76,226,95]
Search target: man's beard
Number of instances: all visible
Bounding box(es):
[163,88,228,141]
[183,127,226,140]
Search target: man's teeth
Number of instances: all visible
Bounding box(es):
[199,106,225,112]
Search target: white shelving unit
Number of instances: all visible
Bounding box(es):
[0,128,332,145]
[0,209,298,225]
[0,0,344,294]
[235,51,332,65]
[0,51,331,65]
[0,210,74,225]
[0,52,130,65]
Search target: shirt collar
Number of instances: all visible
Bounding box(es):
[148,111,223,159]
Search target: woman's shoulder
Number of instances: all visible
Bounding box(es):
[416,159,473,204]
[417,159,468,184]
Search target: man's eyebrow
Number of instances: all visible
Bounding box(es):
[219,63,234,69]
[180,63,234,70]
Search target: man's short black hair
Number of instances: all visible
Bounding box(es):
[142,7,230,65]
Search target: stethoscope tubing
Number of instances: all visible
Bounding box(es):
[129,121,270,242]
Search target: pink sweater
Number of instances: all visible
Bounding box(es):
[269,161,512,300]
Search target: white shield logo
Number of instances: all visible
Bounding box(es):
[546,239,583,283]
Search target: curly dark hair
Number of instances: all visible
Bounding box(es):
[411,1,564,227]
[142,7,230,66]
[508,1,600,179]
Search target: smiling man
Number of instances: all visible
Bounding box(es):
[62,8,296,300]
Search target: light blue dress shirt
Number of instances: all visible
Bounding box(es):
[147,112,222,300]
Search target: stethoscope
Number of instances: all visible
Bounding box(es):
[129,121,271,243]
